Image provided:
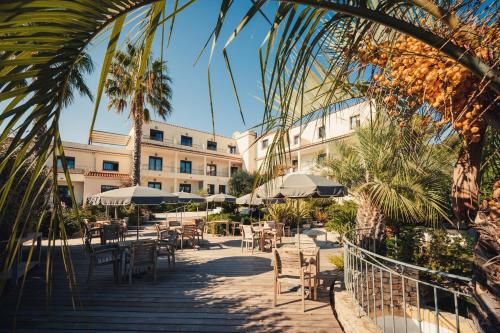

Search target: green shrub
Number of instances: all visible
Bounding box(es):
[385,227,474,278]
[329,255,344,270]
[325,200,357,242]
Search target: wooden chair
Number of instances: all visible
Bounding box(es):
[272,247,315,312]
[102,224,121,245]
[179,223,197,251]
[231,221,242,236]
[241,225,259,254]
[84,233,118,282]
[264,221,276,229]
[295,234,320,298]
[126,240,157,285]
[157,230,178,269]
[195,220,205,243]
[155,222,169,239]
[267,223,284,248]
[82,219,101,244]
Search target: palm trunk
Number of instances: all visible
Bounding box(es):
[131,94,143,186]
[355,195,385,252]
[451,126,499,332]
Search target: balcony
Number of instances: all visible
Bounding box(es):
[56,167,86,174]
[141,165,230,178]
[142,135,239,157]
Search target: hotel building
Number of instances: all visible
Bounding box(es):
[54,101,373,206]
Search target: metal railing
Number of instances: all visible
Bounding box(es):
[343,238,473,333]
[141,165,229,177]
[143,135,238,155]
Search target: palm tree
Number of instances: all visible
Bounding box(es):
[322,116,454,250]
[0,1,498,329]
[105,43,173,185]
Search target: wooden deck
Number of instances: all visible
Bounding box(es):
[0,235,343,332]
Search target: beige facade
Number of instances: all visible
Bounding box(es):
[58,101,372,205]
[240,100,374,174]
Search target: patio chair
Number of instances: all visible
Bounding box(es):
[126,239,157,285]
[84,235,119,282]
[102,224,121,245]
[241,225,259,254]
[264,221,276,229]
[158,230,178,269]
[231,221,241,236]
[82,219,101,244]
[272,247,316,312]
[267,223,284,248]
[155,222,169,239]
[195,220,205,243]
[178,223,197,251]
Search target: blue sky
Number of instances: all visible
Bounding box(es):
[61,2,272,143]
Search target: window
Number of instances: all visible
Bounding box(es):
[207,184,215,195]
[318,126,326,139]
[148,156,163,171]
[58,185,72,208]
[206,164,217,176]
[150,129,164,141]
[230,166,239,175]
[148,182,161,190]
[293,135,299,145]
[103,161,119,171]
[317,153,327,164]
[292,159,298,171]
[180,135,192,146]
[180,160,192,174]
[56,156,75,169]
[207,140,217,151]
[261,139,269,149]
[101,185,118,192]
[219,185,226,194]
[350,115,361,129]
[179,183,191,193]
[228,145,237,154]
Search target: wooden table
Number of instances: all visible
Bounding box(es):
[252,226,272,252]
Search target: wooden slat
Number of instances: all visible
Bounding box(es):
[0,235,342,332]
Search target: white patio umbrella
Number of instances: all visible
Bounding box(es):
[236,193,263,206]
[257,174,347,247]
[89,185,178,240]
[205,193,237,220]
[171,192,206,223]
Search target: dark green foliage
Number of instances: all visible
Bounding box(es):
[325,200,358,242]
[228,170,258,197]
[0,144,51,241]
[385,227,474,278]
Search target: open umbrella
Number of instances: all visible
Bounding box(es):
[89,185,177,239]
[276,174,347,247]
[206,193,237,203]
[172,192,206,203]
[171,192,206,223]
[236,193,263,206]
[205,193,237,220]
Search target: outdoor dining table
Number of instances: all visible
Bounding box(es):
[252,226,272,252]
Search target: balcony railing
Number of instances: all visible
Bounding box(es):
[143,135,238,155]
[141,165,229,177]
[56,167,86,174]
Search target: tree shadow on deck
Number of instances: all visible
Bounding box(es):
[0,241,338,333]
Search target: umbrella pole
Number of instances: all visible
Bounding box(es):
[206,202,208,221]
[136,205,139,240]
[297,199,300,249]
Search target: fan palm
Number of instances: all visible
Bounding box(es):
[105,43,173,185]
[323,116,454,249]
